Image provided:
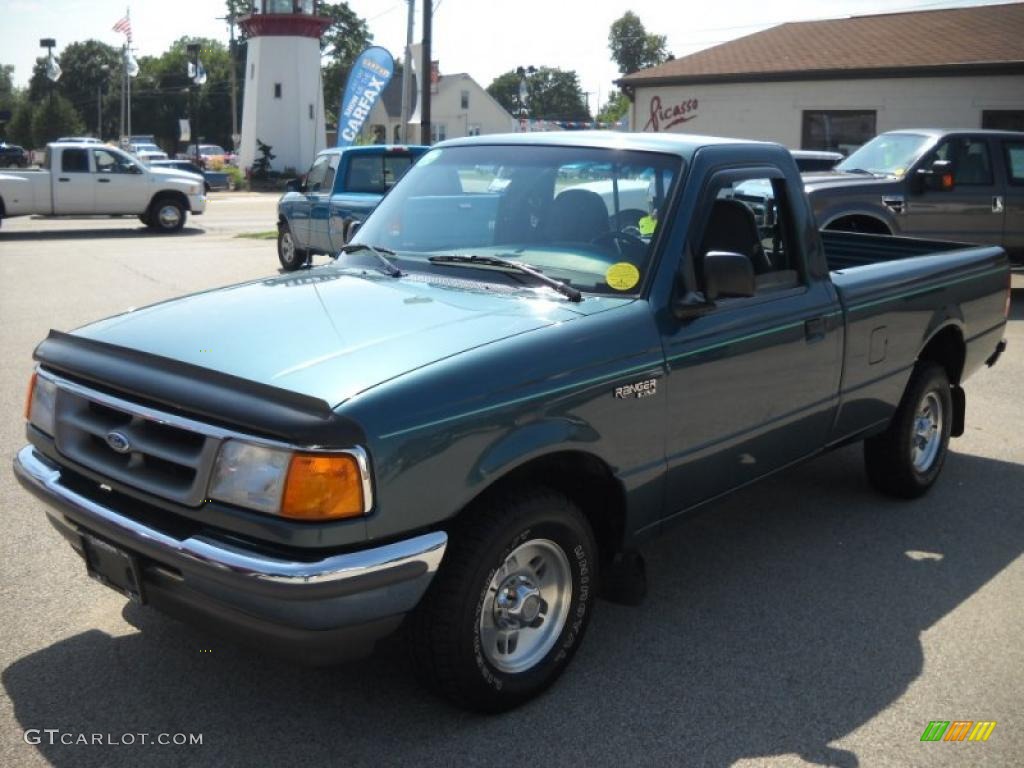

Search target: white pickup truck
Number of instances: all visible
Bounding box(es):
[0,142,206,232]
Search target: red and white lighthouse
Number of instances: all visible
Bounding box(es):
[238,1,331,174]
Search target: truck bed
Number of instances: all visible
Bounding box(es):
[822,230,976,270]
[823,229,1008,440]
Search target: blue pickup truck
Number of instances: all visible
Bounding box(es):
[15,132,1009,713]
[276,144,427,270]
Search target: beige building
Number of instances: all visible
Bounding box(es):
[365,70,516,145]
[618,4,1024,154]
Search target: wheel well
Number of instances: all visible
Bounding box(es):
[464,451,627,564]
[149,190,190,213]
[824,215,891,235]
[919,325,966,384]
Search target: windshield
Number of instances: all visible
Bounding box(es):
[352,144,681,297]
[836,133,931,177]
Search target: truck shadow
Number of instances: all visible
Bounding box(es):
[0,227,204,241]
[3,446,1021,767]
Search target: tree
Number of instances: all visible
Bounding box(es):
[51,41,122,138]
[6,102,33,146]
[0,64,24,141]
[132,38,234,151]
[487,67,590,123]
[609,12,669,75]
[597,90,630,126]
[30,92,85,145]
[318,2,372,125]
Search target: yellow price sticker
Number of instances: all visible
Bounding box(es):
[606,262,640,291]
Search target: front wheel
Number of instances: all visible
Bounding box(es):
[408,488,598,712]
[277,221,307,271]
[147,198,186,233]
[864,362,952,498]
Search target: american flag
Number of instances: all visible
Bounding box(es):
[112,15,132,40]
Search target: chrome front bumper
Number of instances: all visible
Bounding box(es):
[14,445,447,661]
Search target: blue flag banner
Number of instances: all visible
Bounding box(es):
[337,46,395,147]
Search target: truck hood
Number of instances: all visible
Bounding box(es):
[71,267,620,407]
[801,171,901,195]
[148,167,203,184]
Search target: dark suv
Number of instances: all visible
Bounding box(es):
[0,143,29,168]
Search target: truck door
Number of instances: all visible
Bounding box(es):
[660,168,843,513]
[308,153,340,253]
[90,148,149,214]
[999,138,1024,255]
[52,148,93,214]
[294,154,332,253]
[904,135,1006,246]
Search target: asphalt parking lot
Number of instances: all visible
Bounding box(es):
[0,198,1021,767]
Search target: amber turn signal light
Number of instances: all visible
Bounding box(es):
[280,453,365,520]
[24,372,37,421]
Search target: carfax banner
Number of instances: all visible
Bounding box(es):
[336,46,395,147]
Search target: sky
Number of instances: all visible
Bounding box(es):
[2,0,1018,112]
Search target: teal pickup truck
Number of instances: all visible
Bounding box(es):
[15,132,1010,713]
[276,144,427,270]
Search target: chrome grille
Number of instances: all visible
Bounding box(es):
[54,384,221,506]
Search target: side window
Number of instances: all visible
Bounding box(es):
[322,154,340,192]
[305,156,330,192]
[1005,142,1024,186]
[931,137,993,186]
[61,149,89,173]
[692,173,803,296]
[93,148,138,174]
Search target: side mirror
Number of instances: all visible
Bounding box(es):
[285,177,303,193]
[703,251,756,301]
[345,220,362,241]
[915,159,955,193]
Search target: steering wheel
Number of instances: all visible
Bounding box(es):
[591,230,646,257]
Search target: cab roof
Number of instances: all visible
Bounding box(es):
[436,130,776,159]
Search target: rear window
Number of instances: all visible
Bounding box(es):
[345,154,416,194]
[61,149,89,173]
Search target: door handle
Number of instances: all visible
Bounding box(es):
[804,317,826,342]
[58,177,70,182]
[97,178,111,183]
[992,196,1004,214]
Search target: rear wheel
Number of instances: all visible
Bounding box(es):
[277,221,307,271]
[864,362,952,498]
[408,488,598,712]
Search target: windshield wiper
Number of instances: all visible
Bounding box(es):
[838,167,873,175]
[428,254,582,302]
[336,243,403,277]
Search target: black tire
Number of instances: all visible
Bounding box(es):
[408,487,598,713]
[138,214,149,225]
[277,221,307,271]
[864,362,952,498]
[204,182,211,194]
[146,197,186,233]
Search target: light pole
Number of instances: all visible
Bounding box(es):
[39,39,59,143]
[186,43,201,167]
[515,66,535,132]
[97,64,111,138]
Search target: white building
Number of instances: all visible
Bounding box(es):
[618,4,1024,154]
[238,1,329,173]
[365,69,515,145]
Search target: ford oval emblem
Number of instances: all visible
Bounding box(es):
[105,431,132,454]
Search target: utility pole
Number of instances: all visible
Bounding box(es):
[400,0,414,143]
[187,43,201,166]
[218,10,240,150]
[420,0,431,144]
[120,43,126,139]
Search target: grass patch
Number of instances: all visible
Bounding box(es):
[235,230,278,240]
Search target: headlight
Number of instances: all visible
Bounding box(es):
[209,440,368,520]
[25,372,57,436]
